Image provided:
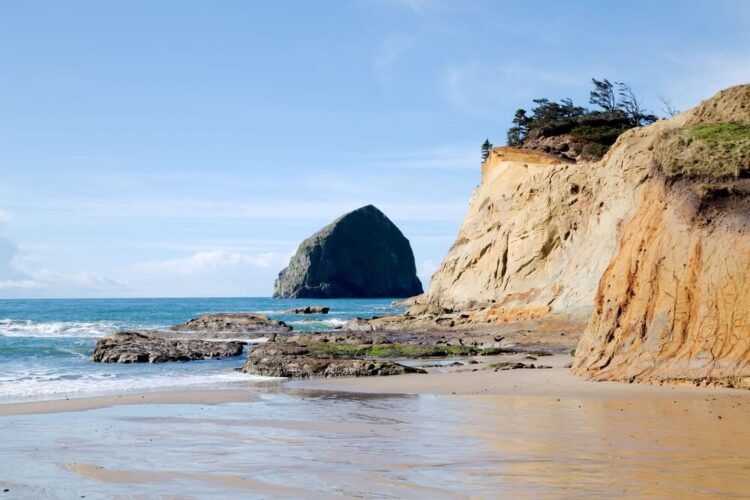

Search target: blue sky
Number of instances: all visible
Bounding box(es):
[1,0,748,298]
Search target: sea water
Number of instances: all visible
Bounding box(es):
[0,297,402,402]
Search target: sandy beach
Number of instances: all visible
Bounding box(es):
[3,355,750,498]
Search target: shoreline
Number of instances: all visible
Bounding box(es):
[0,388,263,417]
[4,353,750,416]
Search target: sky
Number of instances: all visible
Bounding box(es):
[1,0,749,298]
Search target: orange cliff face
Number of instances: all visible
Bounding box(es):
[572,178,750,386]
[573,84,750,387]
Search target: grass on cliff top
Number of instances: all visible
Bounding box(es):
[305,343,516,358]
[655,122,750,180]
[689,122,750,142]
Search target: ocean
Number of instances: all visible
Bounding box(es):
[0,297,402,403]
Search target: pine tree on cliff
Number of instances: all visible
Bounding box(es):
[481,139,493,161]
[590,78,657,127]
[507,109,530,147]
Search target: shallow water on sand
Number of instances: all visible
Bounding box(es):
[2,387,750,498]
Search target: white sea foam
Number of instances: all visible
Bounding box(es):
[0,370,280,401]
[287,318,349,329]
[0,319,122,338]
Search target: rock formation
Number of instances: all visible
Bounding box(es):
[92,331,245,363]
[242,341,426,378]
[402,126,666,328]
[573,85,750,386]
[369,84,750,387]
[171,313,291,338]
[273,205,423,298]
[283,306,330,314]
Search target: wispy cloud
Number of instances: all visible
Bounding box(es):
[647,50,750,111]
[133,250,289,275]
[0,279,44,290]
[0,237,126,295]
[0,210,11,226]
[27,269,126,290]
[385,0,437,14]
[364,145,478,170]
[374,34,416,82]
[124,250,294,297]
[443,62,590,117]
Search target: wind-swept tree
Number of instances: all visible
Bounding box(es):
[481,139,493,161]
[617,82,658,126]
[589,78,619,113]
[659,96,679,117]
[559,98,586,119]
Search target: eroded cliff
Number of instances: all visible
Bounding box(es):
[408,116,683,327]
[573,85,750,386]
[372,86,750,389]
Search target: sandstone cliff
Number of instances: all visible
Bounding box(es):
[410,118,679,326]
[573,85,750,386]
[378,85,750,387]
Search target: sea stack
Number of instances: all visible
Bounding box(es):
[273,205,423,298]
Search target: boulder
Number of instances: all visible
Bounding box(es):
[92,331,245,363]
[273,205,423,298]
[241,341,426,378]
[171,313,291,338]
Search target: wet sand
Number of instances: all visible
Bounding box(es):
[0,388,262,417]
[295,353,742,399]
[2,358,750,497]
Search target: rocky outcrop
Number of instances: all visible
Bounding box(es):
[573,85,750,386]
[273,205,423,298]
[241,341,426,378]
[283,306,330,314]
[171,313,291,338]
[92,331,245,363]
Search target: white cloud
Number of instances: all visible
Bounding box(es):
[134,250,288,275]
[0,210,11,226]
[0,237,25,281]
[121,250,294,297]
[0,279,44,290]
[26,268,126,290]
[0,237,125,296]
